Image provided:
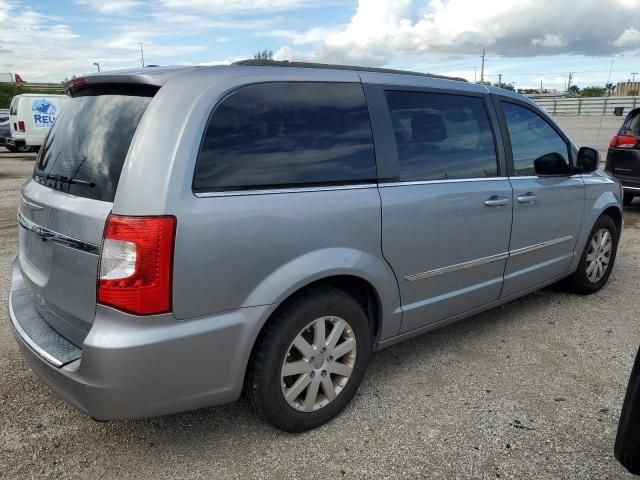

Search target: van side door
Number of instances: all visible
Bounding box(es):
[367,85,513,334]
[494,97,584,297]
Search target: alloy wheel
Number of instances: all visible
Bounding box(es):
[586,227,613,283]
[281,316,357,412]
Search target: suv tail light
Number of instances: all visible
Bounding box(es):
[18,121,25,132]
[98,215,176,315]
[610,135,638,149]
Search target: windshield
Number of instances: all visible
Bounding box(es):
[33,93,153,202]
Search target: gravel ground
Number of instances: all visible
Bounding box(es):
[0,115,638,480]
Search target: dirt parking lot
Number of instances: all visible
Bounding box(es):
[0,116,638,479]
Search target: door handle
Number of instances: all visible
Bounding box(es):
[517,192,538,204]
[484,196,510,207]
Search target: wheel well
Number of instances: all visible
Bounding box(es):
[602,206,623,234]
[254,275,381,348]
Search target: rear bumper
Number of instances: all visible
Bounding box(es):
[5,137,25,148]
[8,256,273,420]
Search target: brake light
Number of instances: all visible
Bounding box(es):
[98,215,176,315]
[610,135,638,148]
[72,77,87,87]
[18,121,25,132]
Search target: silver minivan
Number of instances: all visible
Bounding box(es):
[8,61,623,432]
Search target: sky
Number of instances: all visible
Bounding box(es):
[1,0,639,90]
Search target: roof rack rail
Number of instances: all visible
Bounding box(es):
[231,59,468,83]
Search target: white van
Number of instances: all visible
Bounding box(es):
[8,94,69,151]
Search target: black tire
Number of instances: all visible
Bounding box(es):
[17,145,33,153]
[245,286,371,432]
[624,193,635,206]
[615,346,640,474]
[566,215,619,294]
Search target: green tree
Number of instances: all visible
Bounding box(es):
[567,85,580,96]
[629,89,639,97]
[0,83,65,109]
[580,86,606,97]
[494,82,515,91]
[253,49,273,60]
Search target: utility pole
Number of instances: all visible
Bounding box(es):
[540,78,543,94]
[632,72,638,83]
[498,73,502,87]
[567,73,572,91]
[473,67,477,83]
[480,49,486,84]
[138,43,145,68]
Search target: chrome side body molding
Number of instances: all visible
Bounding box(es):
[404,235,574,282]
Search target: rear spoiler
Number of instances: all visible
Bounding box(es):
[64,67,192,97]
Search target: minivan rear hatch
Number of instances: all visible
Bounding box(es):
[609,107,640,178]
[18,85,156,347]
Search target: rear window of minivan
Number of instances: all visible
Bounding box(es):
[33,90,154,202]
[193,82,376,192]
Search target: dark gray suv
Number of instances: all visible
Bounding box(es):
[8,60,623,431]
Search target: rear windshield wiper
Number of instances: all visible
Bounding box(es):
[35,172,95,188]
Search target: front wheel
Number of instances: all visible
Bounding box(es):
[245,286,371,432]
[566,215,619,294]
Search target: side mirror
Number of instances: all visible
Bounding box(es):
[576,146,600,173]
[534,152,571,176]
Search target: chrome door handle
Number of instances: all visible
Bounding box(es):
[517,193,537,204]
[484,196,510,207]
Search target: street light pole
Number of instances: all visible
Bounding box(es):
[93,62,100,72]
[138,43,145,68]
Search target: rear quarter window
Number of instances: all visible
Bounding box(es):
[193,82,377,192]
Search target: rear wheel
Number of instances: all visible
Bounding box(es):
[624,192,635,206]
[566,215,619,294]
[245,286,371,432]
[12,144,34,153]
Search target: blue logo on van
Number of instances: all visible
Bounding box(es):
[32,99,58,128]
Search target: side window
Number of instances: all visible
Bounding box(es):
[501,102,570,176]
[384,90,498,181]
[193,82,376,191]
[9,97,18,115]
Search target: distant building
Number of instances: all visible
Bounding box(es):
[615,81,640,96]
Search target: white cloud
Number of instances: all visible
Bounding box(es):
[614,27,640,47]
[531,34,567,49]
[266,27,338,45]
[75,0,144,14]
[159,0,334,12]
[275,0,640,66]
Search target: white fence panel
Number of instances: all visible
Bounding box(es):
[534,96,639,116]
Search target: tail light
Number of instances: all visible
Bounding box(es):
[610,135,638,149]
[98,215,176,315]
[18,121,25,132]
